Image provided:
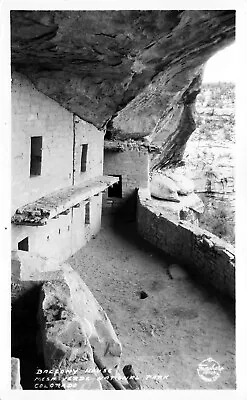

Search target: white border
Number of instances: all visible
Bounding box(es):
[1,1,246,399]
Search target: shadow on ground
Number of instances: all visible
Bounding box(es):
[68,215,235,390]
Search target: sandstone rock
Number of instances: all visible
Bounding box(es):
[179,208,199,226]
[151,173,180,202]
[61,264,122,372]
[163,169,195,195]
[11,358,22,389]
[11,11,235,167]
[178,192,204,214]
[39,281,102,390]
[11,251,122,390]
[38,268,122,388]
[38,267,122,388]
[186,193,204,214]
[144,189,203,225]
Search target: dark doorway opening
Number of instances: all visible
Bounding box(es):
[108,175,122,198]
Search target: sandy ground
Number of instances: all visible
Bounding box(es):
[68,215,235,390]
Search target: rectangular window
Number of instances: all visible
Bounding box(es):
[85,202,90,225]
[108,175,122,198]
[18,237,29,251]
[30,136,42,177]
[80,144,88,173]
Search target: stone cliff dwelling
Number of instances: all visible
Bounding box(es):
[11,72,118,263]
[102,140,150,216]
[10,10,236,390]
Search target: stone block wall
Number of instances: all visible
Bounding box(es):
[73,116,104,185]
[12,211,73,263]
[11,195,103,264]
[103,148,149,216]
[12,72,104,263]
[137,189,235,299]
[12,71,74,214]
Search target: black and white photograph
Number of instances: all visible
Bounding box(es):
[0,1,246,396]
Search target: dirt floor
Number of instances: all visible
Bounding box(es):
[68,215,235,390]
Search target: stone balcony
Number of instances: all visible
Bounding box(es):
[11,175,119,226]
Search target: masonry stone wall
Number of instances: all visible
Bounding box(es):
[11,196,102,263]
[102,148,149,215]
[137,189,235,299]
[12,72,104,263]
[73,116,104,185]
[12,71,74,214]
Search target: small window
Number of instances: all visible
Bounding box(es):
[30,136,42,177]
[80,144,88,173]
[108,175,122,198]
[85,202,90,225]
[18,237,29,251]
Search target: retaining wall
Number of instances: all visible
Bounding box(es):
[137,189,235,299]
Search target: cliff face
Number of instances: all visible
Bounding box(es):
[182,82,235,244]
[11,10,235,168]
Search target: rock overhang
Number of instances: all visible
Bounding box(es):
[11,10,235,167]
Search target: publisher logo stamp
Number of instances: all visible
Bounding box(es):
[197,357,224,382]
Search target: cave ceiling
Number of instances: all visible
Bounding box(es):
[11,10,235,168]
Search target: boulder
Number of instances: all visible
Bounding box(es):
[179,208,199,225]
[163,169,195,195]
[11,251,122,390]
[61,264,122,373]
[180,192,204,214]
[150,173,180,202]
[38,280,102,390]
[37,266,122,389]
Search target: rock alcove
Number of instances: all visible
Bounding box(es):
[11,10,235,168]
